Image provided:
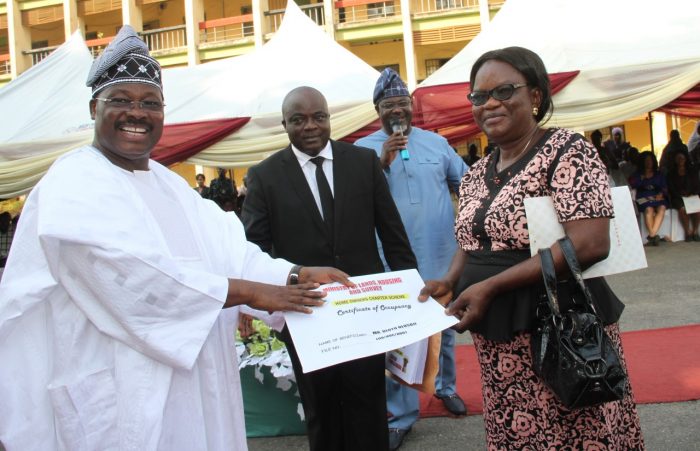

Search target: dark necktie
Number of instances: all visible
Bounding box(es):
[310,156,334,237]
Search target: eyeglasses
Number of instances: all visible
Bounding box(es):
[287,113,330,126]
[378,99,411,110]
[467,83,528,106]
[94,97,166,112]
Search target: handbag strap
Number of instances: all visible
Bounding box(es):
[557,236,599,315]
[537,247,561,316]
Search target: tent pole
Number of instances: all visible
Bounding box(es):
[648,112,654,154]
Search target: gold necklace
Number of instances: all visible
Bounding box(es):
[497,129,538,173]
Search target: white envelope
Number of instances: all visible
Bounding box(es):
[683,195,700,214]
[525,186,647,279]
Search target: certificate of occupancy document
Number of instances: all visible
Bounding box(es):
[284,269,458,373]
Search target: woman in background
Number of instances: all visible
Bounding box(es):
[629,151,669,246]
[667,152,700,241]
[194,173,211,198]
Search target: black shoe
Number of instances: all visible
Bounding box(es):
[388,428,410,451]
[694,234,700,242]
[436,393,467,416]
[651,235,660,246]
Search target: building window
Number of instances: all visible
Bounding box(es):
[367,2,396,19]
[31,40,49,49]
[425,58,449,77]
[435,0,461,10]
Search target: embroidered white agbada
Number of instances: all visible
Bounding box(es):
[0,146,293,451]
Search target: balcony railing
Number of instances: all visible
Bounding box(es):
[24,45,59,66]
[411,0,478,14]
[266,3,325,34]
[0,54,10,76]
[334,0,401,24]
[140,25,187,53]
[199,15,254,44]
[85,36,114,57]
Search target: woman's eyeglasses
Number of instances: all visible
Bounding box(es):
[467,83,528,106]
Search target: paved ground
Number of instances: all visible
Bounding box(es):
[249,240,700,451]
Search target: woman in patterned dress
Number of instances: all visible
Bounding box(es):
[421,47,645,449]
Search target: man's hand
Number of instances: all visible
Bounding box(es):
[380,131,409,169]
[226,279,327,314]
[238,313,255,338]
[299,266,356,288]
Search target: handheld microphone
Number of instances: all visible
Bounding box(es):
[390,118,410,160]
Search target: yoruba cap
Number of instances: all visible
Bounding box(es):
[373,68,409,105]
[612,127,623,137]
[86,25,162,96]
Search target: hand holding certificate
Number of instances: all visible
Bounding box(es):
[284,269,458,373]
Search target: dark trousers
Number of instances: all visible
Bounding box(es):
[282,326,390,451]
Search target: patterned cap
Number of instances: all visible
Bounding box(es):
[86,25,162,96]
[373,68,409,104]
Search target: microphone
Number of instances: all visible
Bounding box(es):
[390,118,410,160]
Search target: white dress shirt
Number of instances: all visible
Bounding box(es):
[291,142,334,219]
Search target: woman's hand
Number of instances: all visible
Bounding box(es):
[418,279,454,306]
[447,280,496,333]
[299,267,356,288]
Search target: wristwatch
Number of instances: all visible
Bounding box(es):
[288,265,303,285]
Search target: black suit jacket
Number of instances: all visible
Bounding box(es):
[242,140,416,276]
[241,140,414,451]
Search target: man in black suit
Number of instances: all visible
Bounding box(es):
[242,86,417,451]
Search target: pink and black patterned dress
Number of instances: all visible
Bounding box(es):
[456,128,644,450]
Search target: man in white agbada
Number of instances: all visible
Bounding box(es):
[0,25,352,451]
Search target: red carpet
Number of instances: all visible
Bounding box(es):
[419,324,700,417]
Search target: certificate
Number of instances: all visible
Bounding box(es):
[525,186,647,278]
[284,269,458,373]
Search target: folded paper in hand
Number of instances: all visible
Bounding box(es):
[525,186,647,278]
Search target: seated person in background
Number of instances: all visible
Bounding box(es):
[237,175,248,213]
[687,120,700,156]
[0,212,16,268]
[619,147,640,185]
[629,151,669,246]
[604,127,631,165]
[210,167,238,210]
[590,129,623,186]
[667,152,700,242]
[659,129,689,175]
[194,173,211,198]
[464,143,481,166]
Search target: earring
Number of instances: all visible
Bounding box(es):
[532,106,539,116]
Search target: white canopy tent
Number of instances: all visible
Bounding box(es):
[417,0,700,131]
[0,0,379,197]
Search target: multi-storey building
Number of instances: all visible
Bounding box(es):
[0,0,693,179]
[0,0,504,90]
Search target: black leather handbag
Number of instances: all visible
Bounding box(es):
[531,237,628,409]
